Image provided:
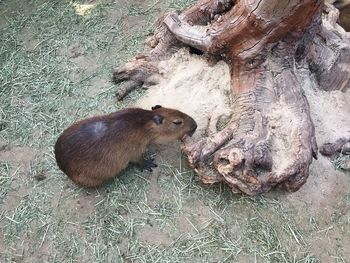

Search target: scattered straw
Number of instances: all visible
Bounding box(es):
[0,0,348,262]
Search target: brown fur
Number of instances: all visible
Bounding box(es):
[54,106,197,187]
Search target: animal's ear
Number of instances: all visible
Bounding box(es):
[152,105,162,110]
[153,115,164,125]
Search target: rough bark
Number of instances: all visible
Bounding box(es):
[334,0,350,31]
[113,0,350,195]
[113,0,235,100]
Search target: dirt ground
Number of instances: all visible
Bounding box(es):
[0,0,349,262]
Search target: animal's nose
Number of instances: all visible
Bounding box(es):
[187,121,197,137]
[192,122,197,132]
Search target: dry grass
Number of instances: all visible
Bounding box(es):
[0,0,349,262]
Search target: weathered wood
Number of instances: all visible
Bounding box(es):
[113,0,350,195]
[164,0,322,195]
[307,3,350,91]
[320,138,350,155]
[334,0,350,31]
[113,0,235,99]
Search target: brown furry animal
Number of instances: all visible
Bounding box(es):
[55,105,197,187]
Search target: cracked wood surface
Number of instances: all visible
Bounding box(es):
[113,0,350,195]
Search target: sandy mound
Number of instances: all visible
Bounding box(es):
[135,49,232,140]
[135,49,350,204]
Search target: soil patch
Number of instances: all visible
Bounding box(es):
[137,225,172,246]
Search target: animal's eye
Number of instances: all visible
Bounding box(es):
[152,105,162,110]
[173,120,183,125]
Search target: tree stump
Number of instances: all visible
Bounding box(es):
[113,0,350,195]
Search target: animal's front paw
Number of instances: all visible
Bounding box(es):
[141,158,158,172]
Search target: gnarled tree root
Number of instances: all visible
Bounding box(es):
[168,0,322,195]
[113,0,350,195]
[112,0,235,99]
[182,64,318,195]
[320,138,350,156]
